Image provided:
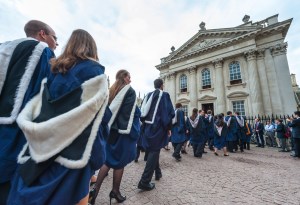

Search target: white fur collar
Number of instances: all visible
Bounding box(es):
[0,38,47,124]
[17,75,109,169]
[108,85,137,134]
[141,89,163,124]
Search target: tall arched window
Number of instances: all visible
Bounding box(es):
[202,68,211,89]
[229,61,242,85]
[180,74,187,93]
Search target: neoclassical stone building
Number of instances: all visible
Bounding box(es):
[156,14,297,116]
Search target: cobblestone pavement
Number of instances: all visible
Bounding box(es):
[94,145,300,205]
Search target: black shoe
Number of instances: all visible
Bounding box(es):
[109,190,126,204]
[214,152,219,156]
[256,145,261,147]
[155,173,162,181]
[181,150,187,154]
[203,151,208,154]
[89,187,97,205]
[138,181,155,191]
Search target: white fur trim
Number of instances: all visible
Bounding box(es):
[172,109,178,125]
[107,84,137,134]
[17,75,108,165]
[108,85,130,128]
[118,98,137,134]
[0,40,47,124]
[144,90,163,124]
[141,93,152,117]
[17,143,30,164]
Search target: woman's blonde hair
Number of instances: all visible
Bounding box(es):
[50,29,98,73]
[109,69,130,104]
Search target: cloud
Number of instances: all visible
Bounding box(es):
[1,0,300,95]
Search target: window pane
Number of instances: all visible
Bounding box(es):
[232,101,245,116]
[229,61,242,81]
[202,68,211,88]
[180,75,187,92]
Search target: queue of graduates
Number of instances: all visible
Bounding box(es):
[167,106,253,160]
[0,20,175,205]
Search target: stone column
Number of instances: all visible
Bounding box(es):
[256,49,272,115]
[271,43,297,115]
[264,48,282,115]
[245,50,264,116]
[167,72,176,104]
[188,66,198,110]
[212,58,226,114]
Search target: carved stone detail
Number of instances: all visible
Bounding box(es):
[188,66,197,75]
[256,48,265,59]
[270,42,287,56]
[199,22,206,30]
[244,49,257,61]
[212,58,223,68]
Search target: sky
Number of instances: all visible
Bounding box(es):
[1,0,300,97]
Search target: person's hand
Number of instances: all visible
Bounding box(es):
[168,130,172,137]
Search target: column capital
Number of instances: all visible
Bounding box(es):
[256,48,266,59]
[188,66,197,75]
[244,49,257,61]
[167,72,176,79]
[270,42,287,56]
[212,58,223,68]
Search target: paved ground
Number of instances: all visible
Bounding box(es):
[94,144,300,205]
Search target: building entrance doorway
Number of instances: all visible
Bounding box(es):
[202,103,214,115]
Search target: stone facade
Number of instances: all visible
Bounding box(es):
[156,14,297,116]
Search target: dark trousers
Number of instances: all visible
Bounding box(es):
[279,138,287,151]
[256,132,265,147]
[135,145,145,161]
[0,181,10,205]
[294,138,300,157]
[140,150,161,184]
[172,142,183,158]
[208,138,214,149]
[227,141,234,152]
[192,143,203,157]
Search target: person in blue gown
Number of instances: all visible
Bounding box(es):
[7,29,110,205]
[170,103,186,161]
[224,111,238,153]
[213,114,229,156]
[244,118,253,150]
[138,79,175,191]
[186,108,206,158]
[90,69,141,205]
[0,20,57,204]
[206,110,215,151]
[235,112,247,152]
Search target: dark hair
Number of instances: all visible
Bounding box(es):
[216,114,224,127]
[227,111,232,115]
[192,108,198,115]
[24,20,51,37]
[175,103,182,108]
[154,79,163,89]
[276,118,283,123]
[207,110,212,114]
[235,111,240,115]
[294,111,300,116]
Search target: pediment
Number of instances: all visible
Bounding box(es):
[227,91,249,99]
[167,27,258,61]
[198,95,217,102]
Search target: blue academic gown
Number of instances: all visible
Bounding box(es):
[0,45,54,184]
[8,60,111,205]
[105,107,141,169]
[186,116,206,146]
[141,91,175,151]
[170,109,186,144]
[236,116,246,143]
[214,124,228,149]
[206,115,214,140]
[224,116,238,142]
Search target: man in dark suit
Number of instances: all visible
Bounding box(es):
[288,111,300,158]
[255,118,265,148]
